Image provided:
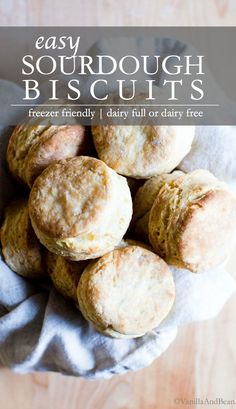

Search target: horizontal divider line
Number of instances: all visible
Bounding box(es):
[11,104,220,107]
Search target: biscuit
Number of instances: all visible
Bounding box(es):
[149,169,236,272]
[0,199,46,279]
[47,253,87,302]
[7,105,90,186]
[77,244,175,338]
[29,156,133,261]
[92,89,195,178]
[132,171,183,241]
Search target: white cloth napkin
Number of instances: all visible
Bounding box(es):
[0,68,236,378]
[179,126,236,181]
[0,250,235,379]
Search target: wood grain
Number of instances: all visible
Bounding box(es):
[0,0,236,26]
[0,1,236,408]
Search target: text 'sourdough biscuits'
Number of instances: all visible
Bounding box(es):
[0,199,45,278]
[132,171,184,241]
[7,105,90,186]
[92,89,195,178]
[77,245,175,338]
[149,169,236,273]
[47,253,88,302]
[29,156,133,261]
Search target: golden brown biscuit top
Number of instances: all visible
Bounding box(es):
[92,125,192,178]
[29,156,114,239]
[78,245,175,336]
[7,123,50,180]
[24,124,87,186]
[92,87,194,178]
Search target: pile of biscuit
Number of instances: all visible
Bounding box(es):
[1,97,236,339]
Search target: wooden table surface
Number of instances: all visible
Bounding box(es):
[0,1,236,408]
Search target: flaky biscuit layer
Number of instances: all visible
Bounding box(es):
[149,169,236,272]
[0,199,46,278]
[132,171,183,241]
[47,253,87,302]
